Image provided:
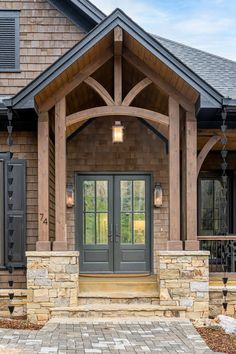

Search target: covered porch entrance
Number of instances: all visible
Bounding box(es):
[77,173,151,273]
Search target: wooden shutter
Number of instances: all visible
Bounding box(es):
[0,160,4,265]
[5,160,26,266]
[0,11,20,71]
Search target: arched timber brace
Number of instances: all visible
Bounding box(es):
[122,78,152,106]
[66,106,169,127]
[197,135,221,175]
[84,77,114,106]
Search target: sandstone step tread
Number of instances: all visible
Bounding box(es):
[52,304,186,312]
[78,292,159,299]
[79,275,157,283]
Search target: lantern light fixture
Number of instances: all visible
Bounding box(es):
[112,121,124,143]
[66,184,75,208]
[154,183,163,208]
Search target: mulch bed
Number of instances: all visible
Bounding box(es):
[197,327,236,354]
[0,318,42,330]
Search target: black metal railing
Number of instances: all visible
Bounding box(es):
[200,239,236,272]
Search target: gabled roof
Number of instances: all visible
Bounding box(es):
[48,0,105,31]
[154,35,236,100]
[5,9,224,112]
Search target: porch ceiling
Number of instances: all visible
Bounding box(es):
[34,28,199,117]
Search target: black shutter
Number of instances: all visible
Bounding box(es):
[5,160,26,267]
[0,11,20,71]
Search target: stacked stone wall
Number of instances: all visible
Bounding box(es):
[157,251,210,319]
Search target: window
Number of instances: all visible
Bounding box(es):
[198,173,233,235]
[0,10,20,72]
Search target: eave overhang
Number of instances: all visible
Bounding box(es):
[4,9,223,112]
[47,0,105,32]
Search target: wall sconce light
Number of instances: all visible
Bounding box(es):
[66,184,74,208]
[154,183,163,207]
[112,121,124,143]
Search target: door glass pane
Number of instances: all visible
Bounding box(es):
[96,181,108,212]
[134,213,145,244]
[121,181,132,212]
[96,213,108,244]
[134,180,145,212]
[121,213,132,244]
[84,213,95,244]
[84,181,95,212]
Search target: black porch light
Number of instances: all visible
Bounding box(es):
[112,121,124,143]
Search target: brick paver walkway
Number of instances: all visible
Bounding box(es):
[0,318,218,354]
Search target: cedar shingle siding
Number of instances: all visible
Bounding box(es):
[0,0,85,95]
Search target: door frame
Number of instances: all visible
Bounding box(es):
[74,171,154,274]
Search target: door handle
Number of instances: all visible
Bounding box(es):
[109,224,113,243]
[115,224,120,243]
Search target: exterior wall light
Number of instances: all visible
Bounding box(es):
[66,184,74,208]
[112,121,124,143]
[154,183,163,207]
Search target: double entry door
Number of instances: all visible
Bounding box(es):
[76,174,151,273]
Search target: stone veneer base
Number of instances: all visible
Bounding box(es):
[26,251,79,324]
[157,251,210,320]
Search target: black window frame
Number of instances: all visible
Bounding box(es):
[0,10,20,72]
[198,171,234,235]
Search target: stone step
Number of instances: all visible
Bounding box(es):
[78,292,159,305]
[50,303,187,319]
[79,275,158,293]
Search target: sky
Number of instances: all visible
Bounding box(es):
[91,0,236,61]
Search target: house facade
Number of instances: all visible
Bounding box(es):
[0,0,236,323]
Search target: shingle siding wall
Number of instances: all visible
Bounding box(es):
[0,131,38,251]
[67,117,169,273]
[0,0,85,95]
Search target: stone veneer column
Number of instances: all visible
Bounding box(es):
[26,251,79,324]
[157,251,210,319]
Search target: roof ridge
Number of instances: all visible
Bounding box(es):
[154,34,236,65]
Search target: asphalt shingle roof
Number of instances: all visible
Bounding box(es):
[153,35,236,99]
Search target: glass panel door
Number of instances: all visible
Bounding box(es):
[77,175,113,273]
[77,174,151,273]
[114,175,150,273]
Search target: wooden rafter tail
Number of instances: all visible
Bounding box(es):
[84,76,115,106]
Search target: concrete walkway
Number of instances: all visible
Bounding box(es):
[0,318,218,354]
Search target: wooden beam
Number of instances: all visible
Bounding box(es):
[54,97,67,251]
[36,112,51,251]
[197,135,221,175]
[38,48,113,112]
[114,26,123,56]
[84,76,114,106]
[114,27,123,105]
[123,49,195,113]
[122,78,152,106]
[185,112,199,250]
[168,97,182,250]
[66,106,170,127]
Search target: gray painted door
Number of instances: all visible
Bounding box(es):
[77,174,151,273]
